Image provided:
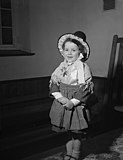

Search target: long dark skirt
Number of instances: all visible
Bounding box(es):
[49,83,88,133]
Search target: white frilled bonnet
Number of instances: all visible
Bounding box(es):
[57,31,90,61]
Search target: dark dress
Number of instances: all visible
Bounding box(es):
[49,83,91,133]
[49,61,93,133]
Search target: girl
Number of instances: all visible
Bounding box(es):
[49,31,94,160]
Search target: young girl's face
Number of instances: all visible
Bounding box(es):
[63,41,80,63]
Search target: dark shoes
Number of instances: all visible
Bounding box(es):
[63,154,79,160]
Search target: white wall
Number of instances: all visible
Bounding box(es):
[72,0,123,77]
[0,0,34,81]
[0,0,123,80]
[29,0,76,77]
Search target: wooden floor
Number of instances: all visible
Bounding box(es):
[23,126,123,160]
[1,104,123,160]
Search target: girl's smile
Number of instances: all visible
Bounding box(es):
[62,41,80,63]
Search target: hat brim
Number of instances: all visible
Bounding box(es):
[57,33,90,61]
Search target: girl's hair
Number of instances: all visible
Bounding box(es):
[62,38,86,58]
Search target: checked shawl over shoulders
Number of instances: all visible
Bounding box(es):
[50,59,93,88]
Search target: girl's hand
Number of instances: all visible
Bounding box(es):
[57,97,69,105]
[63,100,74,110]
